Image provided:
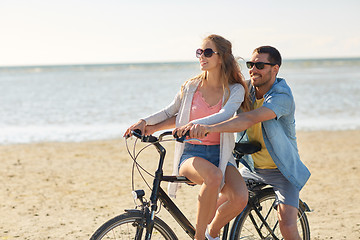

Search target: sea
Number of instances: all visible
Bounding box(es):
[1,58,360,144]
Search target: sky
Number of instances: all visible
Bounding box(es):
[1,0,360,66]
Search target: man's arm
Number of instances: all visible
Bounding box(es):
[190,106,276,138]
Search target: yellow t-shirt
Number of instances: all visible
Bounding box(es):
[247,98,277,169]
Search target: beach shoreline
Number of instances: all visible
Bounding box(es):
[1,130,359,239]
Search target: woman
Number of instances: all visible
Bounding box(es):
[124,34,250,240]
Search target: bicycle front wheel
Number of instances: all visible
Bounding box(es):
[231,188,310,240]
[90,211,177,240]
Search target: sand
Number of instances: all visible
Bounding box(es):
[1,130,360,239]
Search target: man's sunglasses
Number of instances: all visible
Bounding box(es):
[246,61,276,70]
[196,48,218,58]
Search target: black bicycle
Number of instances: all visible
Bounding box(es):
[90,130,311,239]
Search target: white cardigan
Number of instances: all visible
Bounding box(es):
[144,78,245,197]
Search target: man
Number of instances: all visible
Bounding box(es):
[189,46,311,240]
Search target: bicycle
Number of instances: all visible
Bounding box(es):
[90,130,311,239]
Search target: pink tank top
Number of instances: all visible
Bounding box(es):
[189,90,222,145]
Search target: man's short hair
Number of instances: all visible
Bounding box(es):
[253,46,282,67]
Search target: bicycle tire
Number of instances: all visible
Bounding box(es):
[90,211,177,240]
[231,188,310,240]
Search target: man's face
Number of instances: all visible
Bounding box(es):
[249,53,275,88]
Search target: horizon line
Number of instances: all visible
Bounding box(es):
[1,56,360,68]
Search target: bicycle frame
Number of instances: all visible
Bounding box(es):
[158,185,195,238]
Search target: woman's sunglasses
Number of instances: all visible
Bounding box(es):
[196,48,218,58]
[246,61,276,70]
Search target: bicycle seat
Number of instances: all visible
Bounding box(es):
[234,141,261,155]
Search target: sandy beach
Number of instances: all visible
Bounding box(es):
[1,130,359,239]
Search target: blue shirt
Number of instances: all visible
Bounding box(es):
[238,78,311,191]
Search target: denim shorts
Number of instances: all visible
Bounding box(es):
[179,143,220,170]
[240,167,299,208]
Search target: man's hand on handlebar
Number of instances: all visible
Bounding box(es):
[173,123,210,140]
[189,124,210,139]
[172,122,194,138]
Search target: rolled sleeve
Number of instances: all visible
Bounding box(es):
[263,89,293,120]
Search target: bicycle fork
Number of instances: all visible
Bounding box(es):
[131,189,157,240]
[142,173,162,239]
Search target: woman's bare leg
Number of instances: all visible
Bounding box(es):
[208,165,248,238]
[179,157,222,240]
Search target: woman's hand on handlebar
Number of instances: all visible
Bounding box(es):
[123,119,147,138]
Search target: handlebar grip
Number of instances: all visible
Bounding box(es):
[131,129,158,142]
[132,129,142,138]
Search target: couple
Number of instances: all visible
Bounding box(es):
[124,34,310,240]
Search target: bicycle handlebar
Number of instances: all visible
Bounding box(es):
[131,129,191,143]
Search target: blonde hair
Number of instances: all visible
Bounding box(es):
[181,34,250,111]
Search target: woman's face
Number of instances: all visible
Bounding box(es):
[198,40,221,72]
